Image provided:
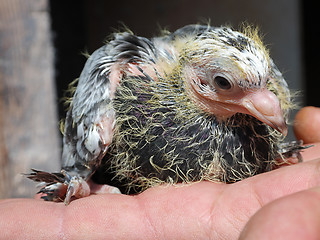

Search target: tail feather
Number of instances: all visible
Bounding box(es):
[26,169,65,184]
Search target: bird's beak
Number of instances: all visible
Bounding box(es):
[241,89,287,136]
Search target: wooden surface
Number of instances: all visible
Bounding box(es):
[0,0,60,198]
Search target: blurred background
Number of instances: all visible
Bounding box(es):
[0,0,318,198]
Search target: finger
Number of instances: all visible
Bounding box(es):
[206,158,320,239]
[0,182,224,240]
[239,187,320,239]
[63,182,224,240]
[294,106,320,144]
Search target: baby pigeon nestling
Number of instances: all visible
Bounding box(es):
[28,24,305,205]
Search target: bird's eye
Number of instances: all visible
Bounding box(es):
[214,76,232,90]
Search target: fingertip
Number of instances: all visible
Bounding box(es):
[294,106,320,144]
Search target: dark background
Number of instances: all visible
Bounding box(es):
[49,0,319,122]
[302,1,319,108]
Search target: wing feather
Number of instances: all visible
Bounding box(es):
[62,32,158,179]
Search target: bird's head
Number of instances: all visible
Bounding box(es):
[178,26,288,136]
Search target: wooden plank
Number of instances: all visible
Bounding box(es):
[0,0,60,198]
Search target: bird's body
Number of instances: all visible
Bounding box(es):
[102,65,277,192]
[29,24,302,203]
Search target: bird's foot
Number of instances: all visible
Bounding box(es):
[27,169,121,205]
[277,140,313,164]
[61,170,90,205]
[27,169,90,205]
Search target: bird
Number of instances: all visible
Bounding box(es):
[28,24,305,205]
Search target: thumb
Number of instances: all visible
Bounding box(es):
[294,106,320,144]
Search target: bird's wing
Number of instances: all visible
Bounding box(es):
[62,32,158,179]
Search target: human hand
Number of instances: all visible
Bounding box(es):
[1,106,320,240]
[240,106,320,239]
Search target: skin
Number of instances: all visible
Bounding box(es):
[1,106,320,240]
[294,106,320,144]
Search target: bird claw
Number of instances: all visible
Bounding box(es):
[27,169,90,205]
[27,169,122,204]
[38,182,68,202]
[62,172,90,205]
[277,140,313,163]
